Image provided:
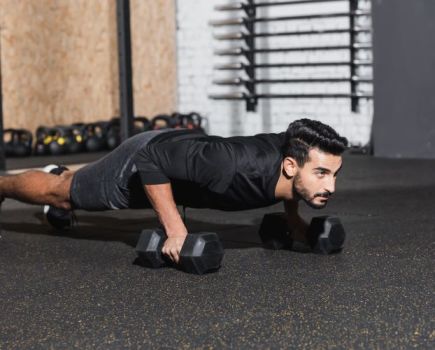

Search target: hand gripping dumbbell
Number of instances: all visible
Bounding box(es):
[136,229,224,274]
[259,213,346,254]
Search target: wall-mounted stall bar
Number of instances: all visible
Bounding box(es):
[209,0,373,112]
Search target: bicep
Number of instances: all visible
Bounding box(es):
[134,142,191,185]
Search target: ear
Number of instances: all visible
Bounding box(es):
[282,157,298,178]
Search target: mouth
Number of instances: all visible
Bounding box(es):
[315,192,331,201]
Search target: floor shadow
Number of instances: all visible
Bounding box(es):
[1,208,262,250]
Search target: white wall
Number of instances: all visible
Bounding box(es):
[175,0,373,146]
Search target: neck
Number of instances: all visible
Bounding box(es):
[274,164,295,200]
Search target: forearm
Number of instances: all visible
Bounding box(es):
[144,183,188,237]
[284,200,302,223]
[283,200,308,242]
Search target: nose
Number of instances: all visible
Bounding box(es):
[325,177,336,195]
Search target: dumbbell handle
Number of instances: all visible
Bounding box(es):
[136,229,224,274]
[140,229,185,267]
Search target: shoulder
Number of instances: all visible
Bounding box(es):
[226,133,284,175]
[226,132,284,156]
[148,128,207,145]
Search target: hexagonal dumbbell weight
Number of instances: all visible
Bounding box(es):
[136,229,224,274]
[259,213,346,254]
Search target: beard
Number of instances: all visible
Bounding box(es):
[293,174,329,209]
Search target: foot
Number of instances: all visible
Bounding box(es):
[42,164,73,230]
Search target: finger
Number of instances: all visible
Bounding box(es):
[167,247,178,264]
[170,248,179,263]
[162,246,168,257]
[162,247,174,262]
[175,247,182,264]
[163,247,173,262]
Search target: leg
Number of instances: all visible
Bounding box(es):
[0,170,74,210]
[70,130,167,211]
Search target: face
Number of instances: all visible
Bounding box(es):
[289,148,343,209]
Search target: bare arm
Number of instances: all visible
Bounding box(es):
[144,183,188,263]
[144,183,187,237]
[283,200,308,243]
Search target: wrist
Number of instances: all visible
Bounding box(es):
[157,211,188,238]
[165,226,188,238]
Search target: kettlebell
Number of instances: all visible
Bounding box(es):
[48,126,71,155]
[85,122,107,152]
[151,114,178,130]
[34,126,54,156]
[106,118,121,150]
[4,129,33,157]
[133,116,151,134]
[68,123,86,153]
[188,112,204,130]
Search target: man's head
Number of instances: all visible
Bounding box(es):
[281,119,348,209]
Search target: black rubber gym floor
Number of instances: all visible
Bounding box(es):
[0,153,434,349]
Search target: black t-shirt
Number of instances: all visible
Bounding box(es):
[133,129,284,211]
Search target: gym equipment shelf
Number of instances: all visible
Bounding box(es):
[209,0,373,112]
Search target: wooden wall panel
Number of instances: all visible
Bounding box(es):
[0,0,177,133]
[131,0,177,118]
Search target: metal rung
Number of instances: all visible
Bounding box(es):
[256,93,373,98]
[213,78,246,85]
[215,0,349,11]
[214,28,372,40]
[256,0,352,7]
[214,60,372,70]
[214,33,245,40]
[212,77,373,85]
[215,3,245,11]
[211,18,244,26]
[354,43,372,49]
[210,11,371,26]
[209,92,246,100]
[214,63,245,70]
[209,92,373,99]
[214,44,372,55]
[214,48,245,55]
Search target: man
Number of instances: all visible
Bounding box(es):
[0,118,348,264]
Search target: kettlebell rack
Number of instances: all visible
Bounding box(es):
[0,112,207,159]
[209,0,373,112]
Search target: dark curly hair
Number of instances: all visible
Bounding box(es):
[282,118,348,166]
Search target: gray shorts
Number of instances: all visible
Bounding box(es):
[70,129,168,211]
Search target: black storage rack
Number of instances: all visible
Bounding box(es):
[209,0,373,112]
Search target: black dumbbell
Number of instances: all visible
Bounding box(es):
[259,213,346,254]
[136,229,224,274]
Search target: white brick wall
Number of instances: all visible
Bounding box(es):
[175,0,373,146]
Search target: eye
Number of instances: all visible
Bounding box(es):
[315,170,326,178]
